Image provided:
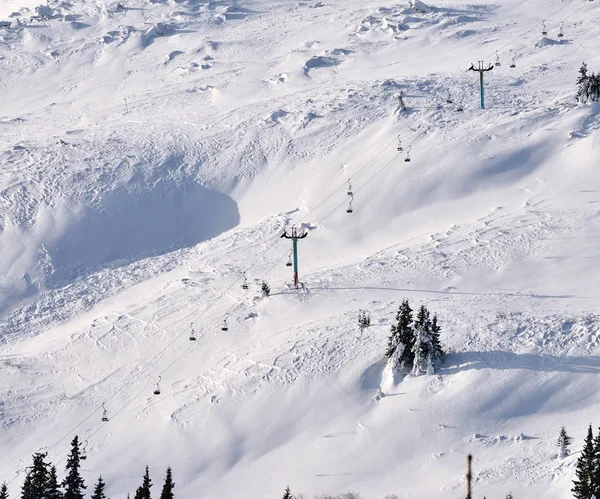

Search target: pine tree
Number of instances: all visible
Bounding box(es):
[358,311,371,330]
[592,428,600,497]
[386,299,414,370]
[430,314,444,361]
[158,468,174,499]
[557,426,572,458]
[1,482,8,499]
[21,473,33,499]
[412,305,433,376]
[281,486,292,499]
[589,74,600,102]
[62,436,85,499]
[135,467,151,499]
[577,63,590,104]
[30,452,51,499]
[573,425,595,499]
[90,477,107,499]
[46,466,62,499]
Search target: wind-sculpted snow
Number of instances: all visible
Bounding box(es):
[0,0,600,497]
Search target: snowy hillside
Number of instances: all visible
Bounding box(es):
[1,0,600,497]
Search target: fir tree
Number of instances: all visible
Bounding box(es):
[21,473,33,499]
[589,74,600,102]
[30,452,51,499]
[281,486,292,499]
[557,426,572,458]
[90,477,107,499]
[1,482,8,499]
[158,468,174,499]
[358,311,371,330]
[577,63,590,104]
[412,305,433,376]
[386,299,414,370]
[135,467,151,499]
[430,314,444,361]
[592,428,600,497]
[573,425,595,499]
[45,466,62,499]
[62,436,85,499]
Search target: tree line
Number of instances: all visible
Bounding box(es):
[577,63,600,103]
[0,436,175,499]
[385,300,444,375]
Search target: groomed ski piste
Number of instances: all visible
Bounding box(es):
[1,0,600,497]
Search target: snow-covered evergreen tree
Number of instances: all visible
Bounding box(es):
[386,299,414,371]
[158,468,174,499]
[557,426,572,458]
[430,314,444,361]
[30,452,50,499]
[589,74,600,102]
[412,305,433,376]
[282,486,292,499]
[62,437,85,499]
[573,425,595,499]
[20,472,33,499]
[577,63,590,104]
[46,466,62,499]
[90,477,107,499]
[426,353,435,375]
[134,467,152,499]
[358,310,371,330]
[592,427,600,497]
[1,482,8,499]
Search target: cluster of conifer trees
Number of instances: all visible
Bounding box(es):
[577,63,600,103]
[0,436,175,499]
[572,424,600,498]
[385,300,444,375]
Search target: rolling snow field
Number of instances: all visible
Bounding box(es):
[1,0,600,497]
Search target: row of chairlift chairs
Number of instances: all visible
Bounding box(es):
[345,19,573,213]
[346,139,412,213]
[490,22,565,70]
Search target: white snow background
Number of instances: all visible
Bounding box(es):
[1,0,600,497]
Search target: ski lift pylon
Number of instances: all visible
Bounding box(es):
[404,145,411,162]
[346,195,354,213]
[153,375,161,396]
[101,403,109,422]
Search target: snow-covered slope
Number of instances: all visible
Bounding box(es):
[1,0,600,497]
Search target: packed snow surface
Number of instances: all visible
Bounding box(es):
[1,0,600,497]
